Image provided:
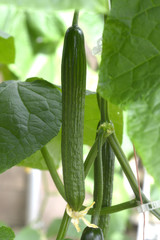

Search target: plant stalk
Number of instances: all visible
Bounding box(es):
[91,130,104,225]
[56,210,71,240]
[72,10,79,26]
[108,133,160,220]
[84,138,98,177]
[41,135,160,220]
[41,146,66,201]
[88,199,138,215]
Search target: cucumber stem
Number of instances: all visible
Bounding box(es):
[84,138,98,177]
[88,199,138,215]
[108,133,139,198]
[41,136,160,220]
[84,123,113,177]
[56,210,71,240]
[41,146,66,201]
[72,10,79,26]
[91,130,104,225]
[97,93,110,122]
[108,133,160,220]
[41,135,160,220]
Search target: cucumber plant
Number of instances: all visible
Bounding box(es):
[56,10,160,240]
[0,1,160,240]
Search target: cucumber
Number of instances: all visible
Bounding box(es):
[61,12,86,211]
[81,227,104,240]
[99,141,115,237]
[97,94,115,237]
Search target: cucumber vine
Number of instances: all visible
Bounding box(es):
[0,3,160,240]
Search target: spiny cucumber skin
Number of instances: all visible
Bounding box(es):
[61,26,86,211]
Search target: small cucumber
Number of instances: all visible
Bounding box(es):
[81,227,104,240]
[61,13,86,211]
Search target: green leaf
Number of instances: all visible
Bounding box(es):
[18,131,61,170]
[0,79,62,173]
[0,31,15,64]
[0,0,108,13]
[98,0,160,106]
[0,226,15,240]
[98,0,160,185]
[127,86,160,186]
[15,227,41,240]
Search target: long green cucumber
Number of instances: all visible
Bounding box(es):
[99,141,115,238]
[97,94,115,238]
[61,11,86,211]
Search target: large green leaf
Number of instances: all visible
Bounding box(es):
[0,0,108,13]
[19,91,123,170]
[0,226,15,240]
[127,86,160,186]
[0,31,15,64]
[97,0,160,185]
[0,79,62,173]
[98,0,160,106]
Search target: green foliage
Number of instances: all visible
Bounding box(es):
[79,12,104,48]
[0,226,15,240]
[0,65,18,81]
[0,79,62,173]
[0,6,34,78]
[15,227,42,240]
[18,132,61,170]
[0,6,64,80]
[98,0,160,185]
[0,0,108,13]
[25,10,65,55]
[127,92,160,186]
[0,31,15,64]
[98,0,160,106]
